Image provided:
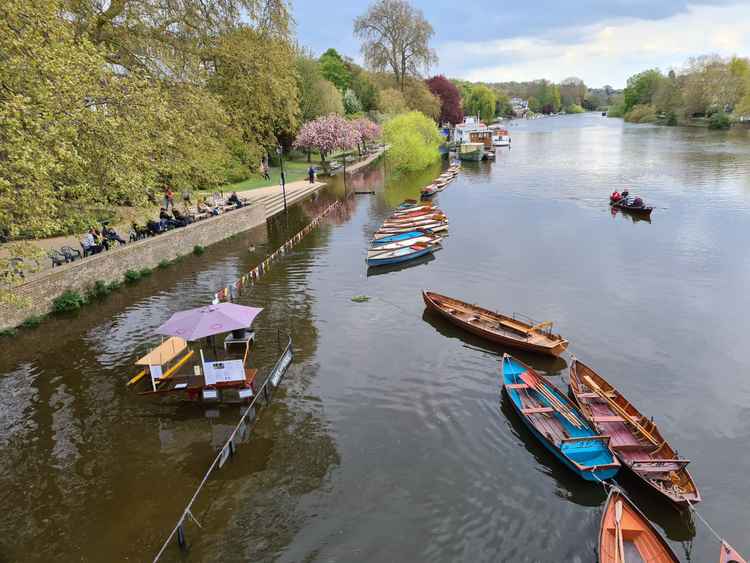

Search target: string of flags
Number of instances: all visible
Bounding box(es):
[213,199,344,304]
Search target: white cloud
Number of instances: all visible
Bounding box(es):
[436,2,750,87]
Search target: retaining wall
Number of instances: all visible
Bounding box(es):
[0,203,266,331]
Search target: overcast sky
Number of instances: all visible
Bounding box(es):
[291,0,750,88]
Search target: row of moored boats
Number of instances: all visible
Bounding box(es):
[421,290,745,563]
[366,163,460,268]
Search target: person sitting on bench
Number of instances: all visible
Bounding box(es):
[81,229,104,256]
[227,191,243,208]
[172,208,192,227]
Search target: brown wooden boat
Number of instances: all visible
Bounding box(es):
[720,542,748,563]
[422,291,568,356]
[570,359,701,507]
[599,488,679,563]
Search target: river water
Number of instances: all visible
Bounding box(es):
[1,113,749,562]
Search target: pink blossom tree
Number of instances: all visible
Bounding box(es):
[351,118,382,155]
[293,114,358,163]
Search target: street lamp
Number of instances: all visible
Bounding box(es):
[276,145,287,213]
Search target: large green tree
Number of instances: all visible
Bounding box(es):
[319,48,352,92]
[623,69,664,113]
[465,85,496,122]
[383,111,442,171]
[296,56,344,121]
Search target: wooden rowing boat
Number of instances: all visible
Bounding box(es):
[389,208,442,219]
[368,235,441,252]
[366,242,439,267]
[422,291,568,356]
[599,488,679,563]
[377,222,448,235]
[569,359,701,507]
[501,354,620,481]
[372,225,446,239]
[383,212,446,225]
[720,541,747,563]
[382,217,446,229]
[392,204,435,216]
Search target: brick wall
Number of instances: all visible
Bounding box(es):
[0,203,266,331]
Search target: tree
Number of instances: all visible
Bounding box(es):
[383,111,442,172]
[354,0,437,91]
[349,68,379,112]
[623,69,664,113]
[378,88,409,115]
[403,80,441,121]
[425,75,464,124]
[465,85,496,122]
[351,118,382,154]
[296,57,344,121]
[292,115,357,162]
[319,48,352,92]
[560,77,587,107]
[343,89,363,114]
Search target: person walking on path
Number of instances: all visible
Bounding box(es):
[261,158,271,181]
[164,186,174,210]
[308,166,316,184]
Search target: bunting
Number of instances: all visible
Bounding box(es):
[214,200,343,302]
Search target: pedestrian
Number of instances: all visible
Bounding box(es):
[308,165,316,184]
[261,158,270,181]
[164,186,174,210]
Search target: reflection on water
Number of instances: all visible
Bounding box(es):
[2,116,750,562]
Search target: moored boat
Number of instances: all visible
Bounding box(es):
[421,184,439,198]
[599,488,679,563]
[372,230,432,244]
[720,541,747,563]
[422,291,568,356]
[367,242,440,267]
[382,216,445,228]
[459,142,485,161]
[501,354,620,482]
[569,359,700,507]
[376,221,448,235]
[368,235,441,252]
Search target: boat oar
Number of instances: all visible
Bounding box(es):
[582,376,659,446]
[615,500,625,563]
[519,371,584,429]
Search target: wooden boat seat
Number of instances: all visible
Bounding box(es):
[591,415,624,423]
[522,406,555,414]
[612,444,649,451]
[578,392,616,399]
[507,383,530,389]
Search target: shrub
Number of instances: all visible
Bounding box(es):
[52,290,86,313]
[21,315,46,329]
[625,104,657,123]
[87,280,111,299]
[139,267,152,277]
[664,111,678,126]
[193,245,205,255]
[708,111,730,130]
[158,259,170,269]
[606,103,625,118]
[383,111,442,172]
[0,328,17,338]
[124,269,142,283]
[107,280,122,291]
[565,104,585,114]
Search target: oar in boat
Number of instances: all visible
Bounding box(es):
[519,370,584,429]
[615,500,625,563]
[582,375,660,446]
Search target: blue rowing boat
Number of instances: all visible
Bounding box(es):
[366,243,438,267]
[371,231,429,244]
[501,354,620,482]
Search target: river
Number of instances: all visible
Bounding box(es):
[1,113,749,562]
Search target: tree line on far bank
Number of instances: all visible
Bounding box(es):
[607,55,750,128]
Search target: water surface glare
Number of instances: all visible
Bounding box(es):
[1,114,749,562]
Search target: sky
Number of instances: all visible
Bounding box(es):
[290,0,750,88]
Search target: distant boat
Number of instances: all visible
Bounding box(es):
[610,196,653,217]
[599,488,679,563]
[569,359,700,507]
[422,291,568,356]
[501,354,620,482]
[459,142,485,161]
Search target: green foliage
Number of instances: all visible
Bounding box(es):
[664,111,679,126]
[623,69,664,113]
[351,295,370,303]
[606,103,626,118]
[349,69,379,112]
[708,112,731,129]
[52,290,86,314]
[193,245,206,255]
[625,104,658,123]
[378,88,409,115]
[21,314,46,329]
[565,104,585,114]
[343,89,363,114]
[0,328,18,338]
[464,85,496,122]
[404,80,441,121]
[158,259,171,269]
[124,270,142,283]
[139,267,153,277]
[87,280,112,300]
[319,49,352,92]
[107,280,122,291]
[383,111,442,172]
[296,57,344,121]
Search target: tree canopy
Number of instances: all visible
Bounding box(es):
[383,111,442,172]
[319,48,352,92]
[354,0,437,91]
[426,75,464,124]
[464,85,496,122]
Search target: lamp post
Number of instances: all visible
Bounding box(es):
[276,145,287,213]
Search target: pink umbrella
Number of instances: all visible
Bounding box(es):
[156,303,263,341]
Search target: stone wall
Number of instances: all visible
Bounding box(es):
[0,203,266,331]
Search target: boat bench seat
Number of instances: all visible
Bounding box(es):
[578,392,616,399]
[506,383,530,389]
[522,406,555,414]
[591,415,624,423]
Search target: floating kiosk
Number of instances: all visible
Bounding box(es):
[127,303,292,403]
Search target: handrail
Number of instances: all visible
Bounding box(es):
[152,336,293,562]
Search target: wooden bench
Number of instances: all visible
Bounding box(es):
[578,392,616,399]
[591,415,624,423]
[507,383,530,390]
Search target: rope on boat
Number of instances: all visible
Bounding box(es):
[685,498,726,546]
[151,337,293,562]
